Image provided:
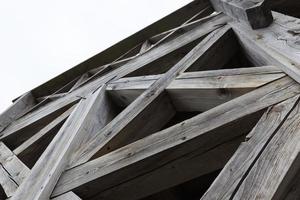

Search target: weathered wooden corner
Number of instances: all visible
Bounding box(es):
[210,0,273,29]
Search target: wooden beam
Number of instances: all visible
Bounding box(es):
[10,86,108,200]
[89,92,176,159]
[13,106,75,168]
[52,76,300,198]
[0,165,18,198]
[67,25,232,168]
[52,192,81,200]
[0,92,36,133]
[232,99,300,199]
[107,66,285,111]
[201,96,299,199]
[210,0,273,29]
[30,0,212,98]
[86,136,246,200]
[58,14,229,100]
[231,11,300,84]
[0,142,30,197]
[0,98,79,149]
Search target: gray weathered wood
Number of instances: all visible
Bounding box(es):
[0,92,36,133]
[67,25,232,168]
[0,142,30,197]
[0,165,18,198]
[0,95,80,149]
[10,86,107,200]
[231,11,300,84]
[232,99,300,200]
[52,192,81,200]
[87,136,246,200]
[210,0,273,29]
[52,76,300,198]
[107,66,285,111]
[201,95,299,200]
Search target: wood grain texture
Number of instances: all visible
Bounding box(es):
[0,142,30,197]
[210,0,273,29]
[52,192,81,200]
[13,105,75,168]
[68,25,232,168]
[10,86,107,200]
[52,76,300,198]
[231,11,300,84]
[201,95,299,200]
[0,94,80,149]
[108,67,285,111]
[233,99,300,200]
[0,165,18,197]
[0,92,36,133]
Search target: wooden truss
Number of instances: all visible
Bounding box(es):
[1,0,300,199]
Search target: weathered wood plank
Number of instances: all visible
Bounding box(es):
[88,136,246,200]
[0,92,36,133]
[0,165,18,198]
[52,76,300,198]
[210,0,273,29]
[231,11,300,84]
[201,96,299,200]
[107,67,285,111]
[10,86,107,200]
[267,0,300,18]
[52,192,81,200]
[0,142,30,197]
[1,14,229,148]
[89,92,176,160]
[68,25,232,168]
[0,95,80,149]
[232,99,300,200]
[13,106,75,168]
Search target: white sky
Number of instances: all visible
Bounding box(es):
[0,0,192,113]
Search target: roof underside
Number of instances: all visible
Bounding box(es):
[1,1,300,200]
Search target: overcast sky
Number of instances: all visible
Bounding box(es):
[0,0,192,113]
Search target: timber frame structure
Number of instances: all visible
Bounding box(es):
[1,0,300,199]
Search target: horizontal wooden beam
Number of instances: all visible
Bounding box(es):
[107,66,285,111]
[210,0,273,29]
[52,76,300,198]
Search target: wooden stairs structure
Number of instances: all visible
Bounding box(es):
[1,0,300,199]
